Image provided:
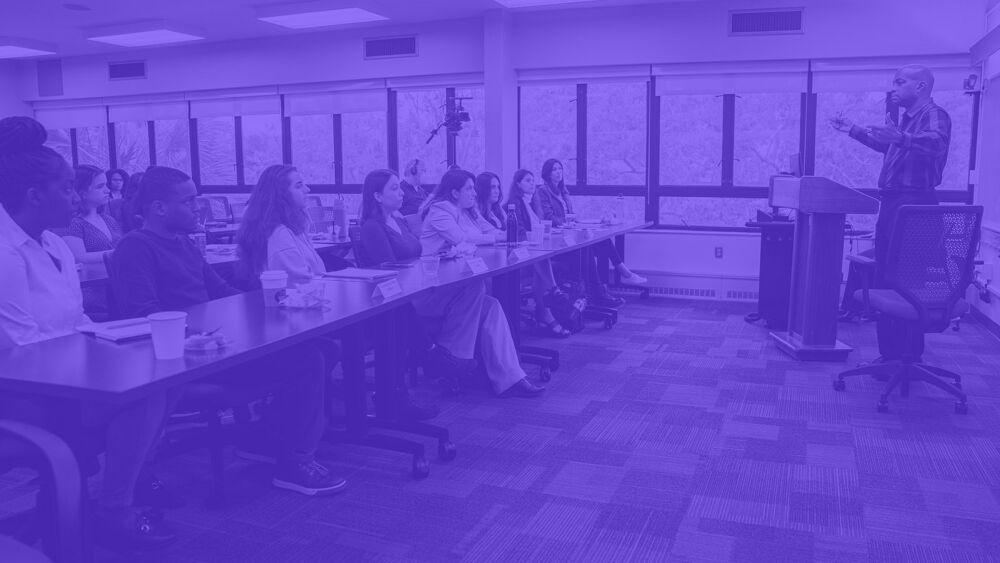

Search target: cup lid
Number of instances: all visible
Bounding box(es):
[147,311,187,321]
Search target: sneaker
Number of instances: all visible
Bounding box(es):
[620,271,648,285]
[272,460,347,496]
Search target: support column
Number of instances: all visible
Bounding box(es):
[483,9,518,182]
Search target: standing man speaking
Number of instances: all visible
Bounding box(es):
[829,64,952,362]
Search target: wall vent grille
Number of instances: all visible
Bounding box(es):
[730,9,804,35]
[108,60,146,80]
[364,36,417,59]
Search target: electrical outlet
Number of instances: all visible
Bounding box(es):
[715,247,723,259]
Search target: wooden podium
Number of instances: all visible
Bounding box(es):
[768,175,879,361]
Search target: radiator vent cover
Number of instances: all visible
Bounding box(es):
[652,287,718,299]
[364,36,417,59]
[730,9,804,35]
[108,60,146,80]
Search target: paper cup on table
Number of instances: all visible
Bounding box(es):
[541,220,553,235]
[259,270,289,307]
[147,311,187,360]
[420,255,440,278]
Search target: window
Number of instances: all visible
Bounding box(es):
[659,95,722,185]
[197,117,237,185]
[342,111,387,184]
[587,82,646,186]
[935,90,973,190]
[290,115,335,185]
[455,87,486,175]
[734,93,799,186]
[45,128,73,165]
[659,197,765,227]
[241,114,282,186]
[114,121,150,174]
[154,119,191,175]
[814,91,886,190]
[520,83,577,184]
[397,89,447,185]
[76,125,109,168]
[571,195,645,224]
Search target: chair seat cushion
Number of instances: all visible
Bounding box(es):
[854,289,969,321]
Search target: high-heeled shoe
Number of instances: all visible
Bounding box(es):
[536,315,571,338]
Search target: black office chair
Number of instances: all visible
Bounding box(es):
[0,420,85,563]
[834,205,982,414]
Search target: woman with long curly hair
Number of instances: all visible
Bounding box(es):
[235,164,319,286]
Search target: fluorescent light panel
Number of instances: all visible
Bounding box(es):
[259,7,387,29]
[0,45,56,59]
[88,29,203,47]
[493,0,586,7]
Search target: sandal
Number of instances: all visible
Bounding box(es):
[537,317,571,338]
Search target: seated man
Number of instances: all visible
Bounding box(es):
[0,116,175,549]
[112,165,346,496]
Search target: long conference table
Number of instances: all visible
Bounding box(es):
[0,221,650,477]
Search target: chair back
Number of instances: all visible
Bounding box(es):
[102,251,123,321]
[0,420,85,563]
[884,205,982,330]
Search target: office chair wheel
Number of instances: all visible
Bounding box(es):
[876,401,889,414]
[438,441,457,462]
[539,367,552,382]
[832,379,845,391]
[412,456,430,479]
[955,402,968,415]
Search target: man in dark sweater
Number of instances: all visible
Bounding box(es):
[113,166,346,496]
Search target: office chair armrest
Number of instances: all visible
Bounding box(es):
[846,254,876,267]
[0,420,85,563]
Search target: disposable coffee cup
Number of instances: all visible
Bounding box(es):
[420,255,440,278]
[260,270,289,307]
[147,311,187,360]
[541,220,553,235]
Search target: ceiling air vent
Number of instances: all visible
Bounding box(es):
[108,60,146,80]
[364,36,417,59]
[730,9,803,36]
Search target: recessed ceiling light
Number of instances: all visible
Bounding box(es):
[259,7,387,29]
[0,37,57,59]
[493,0,587,7]
[86,22,204,47]
[0,45,56,59]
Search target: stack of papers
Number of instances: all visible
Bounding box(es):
[76,318,154,342]
[320,268,399,282]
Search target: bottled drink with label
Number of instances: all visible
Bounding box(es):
[332,194,347,239]
[506,204,518,247]
[615,193,626,225]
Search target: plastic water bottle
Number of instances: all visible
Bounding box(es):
[615,193,626,225]
[332,194,347,238]
[506,204,518,247]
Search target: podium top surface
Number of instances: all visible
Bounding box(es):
[769,175,879,215]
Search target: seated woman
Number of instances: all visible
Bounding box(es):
[236,164,325,287]
[534,158,647,307]
[475,171,571,338]
[236,165,437,420]
[0,117,175,549]
[361,168,543,398]
[106,168,129,200]
[399,158,430,216]
[116,171,144,233]
[63,165,123,264]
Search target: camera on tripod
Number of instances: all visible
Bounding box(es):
[425,95,472,144]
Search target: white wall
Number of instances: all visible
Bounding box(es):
[0,61,30,117]
[510,0,984,70]
[17,19,484,101]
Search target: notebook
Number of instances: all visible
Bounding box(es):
[320,268,399,282]
[76,317,154,342]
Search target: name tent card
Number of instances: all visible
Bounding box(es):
[372,278,403,301]
[509,247,531,262]
[464,257,489,274]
